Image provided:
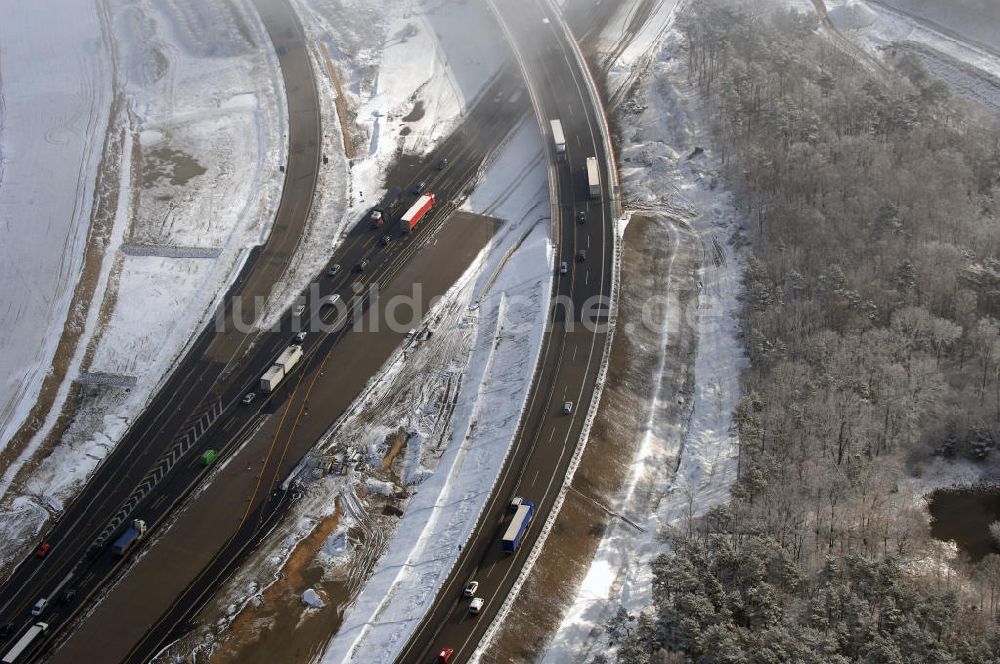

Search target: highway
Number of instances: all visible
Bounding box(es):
[0,0,531,661]
[396,0,619,661]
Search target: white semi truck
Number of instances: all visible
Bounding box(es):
[550,119,566,157]
[260,345,304,393]
[2,623,49,664]
[586,157,601,199]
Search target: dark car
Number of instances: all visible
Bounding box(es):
[576,210,586,224]
[576,250,587,262]
[412,180,427,195]
[436,158,449,170]
[60,588,76,604]
[35,543,52,558]
[327,264,342,278]
[355,260,369,272]
[380,234,392,247]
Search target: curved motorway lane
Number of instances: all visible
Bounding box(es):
[396,0,619,661]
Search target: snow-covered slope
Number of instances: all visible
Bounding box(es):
[0,0,286,565]
[0,1,114,452]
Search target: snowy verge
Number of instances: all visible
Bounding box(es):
[322,118,551,663]
[538,26,747,664]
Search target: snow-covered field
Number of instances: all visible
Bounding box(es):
[0,0,286,564]
[0,1,114,454]
[823,0,1000,109]
[532,6,747,661]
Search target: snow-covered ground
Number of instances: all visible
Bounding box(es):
[323,118,551,663]
[535,9,747,662]
[0,1,114,454]
[869,0,1000,53]
[0,0,287,564]
[823,0,1000,109]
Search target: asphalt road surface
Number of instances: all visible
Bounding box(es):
[396,0,618,662]
[0,0,530,662]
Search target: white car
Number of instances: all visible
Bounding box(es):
[562,401,574,415]
[469,597,484,615]
[31,598,47,616]
[463,581,479,597]
[559,261,568,275]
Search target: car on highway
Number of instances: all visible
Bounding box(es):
[463,580,479,597]
[1,623,14,637]
[241,392,257,405]
[562,401,574,415]
[60,588,76,604]
[437,647,455,664]
[469,597,484,615]
[355,260,369,272]
[576,210,586,224]
[436,158,449,170]
[369,209,384,228]
[576,249,586,262]
[327,264,342,277]
[31,598,47,616]
[35,543,51,558]
[412,180,427,195]
[380,234,392,247]
[293,303,306,316]
[559,261,568,275]
[292,331,307,344]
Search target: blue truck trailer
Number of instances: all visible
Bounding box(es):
[502,499,535,553]
[111,519,147,556]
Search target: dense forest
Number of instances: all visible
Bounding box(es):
[602,0,1000,661]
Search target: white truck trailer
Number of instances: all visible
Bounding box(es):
[3,623,49,664]
[550,119,566,157]
[260,345,304,393]
[586,157,601,199]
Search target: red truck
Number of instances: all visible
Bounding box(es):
[399,193,435,233]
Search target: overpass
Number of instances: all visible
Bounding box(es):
[394,0,621,661]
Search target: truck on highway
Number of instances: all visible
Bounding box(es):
[259,345,304,393]
[399,193,436,233]
[550,119,566,157]
[502,498,535,553]
[2,622,49,664]
[112,519,147,557]
[586,157,601,199]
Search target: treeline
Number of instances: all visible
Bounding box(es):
[598,533,999,663]
[600,0,1000,660]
